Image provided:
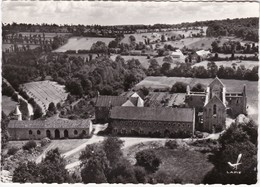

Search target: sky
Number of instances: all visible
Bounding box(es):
[2,1,259,25]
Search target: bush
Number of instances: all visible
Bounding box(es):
[165,140,178,149]
[23,140,37,150]
[170,82,187,93]
[40,137,51,147]
[135,149,161,173]
[7,147,19,155]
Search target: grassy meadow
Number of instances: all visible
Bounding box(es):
[2,95,17,115]
[54,37,114,52]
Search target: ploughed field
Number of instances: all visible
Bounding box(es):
[54,37,114,52]
[192,60,258,70]
[21,81,68,113]
[135,76,258,121]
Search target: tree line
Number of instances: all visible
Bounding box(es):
[147,60,258,81]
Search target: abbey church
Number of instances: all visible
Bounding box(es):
[186,77,247,133]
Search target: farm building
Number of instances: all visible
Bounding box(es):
[171,49,185,59]
[95,94,144,123]
[196,50,211,60]
[108,106,195,138]
[8,118,92,140]
[185,77,247,133]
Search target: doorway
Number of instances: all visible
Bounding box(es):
[64,129,69,138]
[46,130,51,138]
[55,129,60,139]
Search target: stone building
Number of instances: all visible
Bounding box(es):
[95,94,144,123]
[8,118,92,140]
[185,77,247,133]
[109,106,195,138]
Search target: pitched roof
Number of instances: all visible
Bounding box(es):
[14,106,21,115]
[95,96,138,107]
[196,50,211,57]
[8,118,92,129]
[110,106,194,122]
[209,77,225,88]
[204,96,225,108]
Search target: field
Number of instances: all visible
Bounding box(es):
[54,37,114,52]
[154,148,214,184]
[192,60,258,70]
[2,44,40,52]
[2,95,18,115]
[21,81,68,113]
[8,32,71,39]
[135,76,258,121]
[121,27,207,45]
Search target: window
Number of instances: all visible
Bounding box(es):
[74,130,78,135]
[236,99,239,104]
[29,130,32,135]
[37,130,41,135]
[213,104,217,115]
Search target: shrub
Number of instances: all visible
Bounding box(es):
[23,140,37,150]
[135,149,161,173]
[165,140,178,149]
[40,137,51,147]
[7,147,19,155]
[170,82,187,93]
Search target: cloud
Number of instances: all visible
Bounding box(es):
[2,1,259,25]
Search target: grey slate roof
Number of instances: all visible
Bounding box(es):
[8,119,91,129]
[95,96,138,107]
[110,106,194,122]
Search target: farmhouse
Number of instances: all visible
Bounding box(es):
[185,77,247,133]
[196,50,211,59]
[8,118,93,140]
[95,94,144,123]
[171,49,185,59]
[109,106,195,138]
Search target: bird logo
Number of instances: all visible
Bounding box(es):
[228,154,242,170]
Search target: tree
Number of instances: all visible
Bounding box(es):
[139,87,149,96]
[204,123,257,184]
[66,79,84,96]
[12,161,39,183]
[191,83,206,92]
[33,105,43,119]
[161,62,171,75]
[38,148,72,183]
[108,40,118,48]
[170,82,187,93]
[103,136,124,167]
[107,158,137,183]
[135,150,161,173]
[90,41,108,54]
[80,144,110,183]
[1,112,10,148]
[129,35,136,43]
[207,61,218,78]
[48,102,57,114]
[133,166,147,183]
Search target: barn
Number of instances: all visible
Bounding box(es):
[109,106,195,138]
[8,118,93,140]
